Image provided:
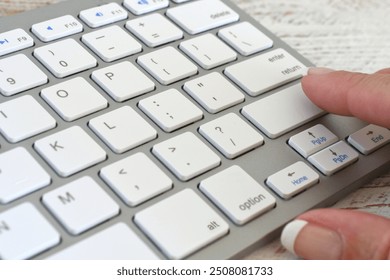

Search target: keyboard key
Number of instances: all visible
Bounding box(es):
[179,33,237,69]
[47,223,159,260]
[166,0,239,34]
[31,15,83,42]
[288,124,339,158]
[42,176,119,235]
[100,153,172,206]
[308,141,359,176]
[92,61,154,102]
[200,165,276,225]
[0,202,60,259]
[225,48,306,96]
[242,83,324,138]
[0,147,50,204]
[0,95,56,143]
[34,39,97,78]
[41,77,107,121]
[199,113,264,159]
[124,0,169,15]
[183,72,245,113]
[348,124,390,155]
[0,28,34,56]
[218,22,273,56]
[126,13,183,47]
[79,3,128,28]
[152,132,220,181]
[138,88,203,132]
[266,161,319,199]
[34,126,106,177]
[134,189,229,259]
[0,54,47,96]
[82,25,142,62]
[138,46,197,85]
[89,106,157,153]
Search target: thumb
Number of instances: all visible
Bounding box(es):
[281,208,390,259]
[301,68,390,128]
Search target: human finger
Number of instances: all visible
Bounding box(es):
[301,68,390,127]
[281,208,390,259]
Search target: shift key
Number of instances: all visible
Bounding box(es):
[225,48,307,96]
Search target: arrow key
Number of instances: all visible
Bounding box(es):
[266,161,319,199]
[308,141,359,176]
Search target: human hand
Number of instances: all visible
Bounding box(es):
[280,67,390,259]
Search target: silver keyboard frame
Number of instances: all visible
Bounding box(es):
[0,0,389,260]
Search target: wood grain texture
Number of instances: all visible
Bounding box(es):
[1,0,389,259]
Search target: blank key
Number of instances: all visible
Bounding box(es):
[242,83,324,138]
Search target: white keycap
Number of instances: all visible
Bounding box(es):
[0,95,56,143]
[126,13,183,47]
[348,124,390,155]
[0,28,34,56]
[152,132,220,181]
[0,147,50,204]
[92,61,154,102]
[242,83,324,138]
[34,39,97,78]
[124,0,169,15]
[288,124,339,158]
[31,15,83,42]
[82,25,142,62]
[0,54,47,96]
[34,126,106,177]
[266,161,319,199]
[218,22,273,56]
[79,3,128,28]
[199,113,264,159]
[47,223,159,260]
[89,106,157,153]
[308,141,359,176]
[183,72,244,113]
[100,153,172,206]
[180,33,237,69]
[139,89,203,132]
[0,202,60,260]
[166,0,239,34]
[138,46,197,85]
[134,189,229,259]
[225,48,307,96]
[41,77,107,121]
[200,165,275,225]
[42,176,119,235]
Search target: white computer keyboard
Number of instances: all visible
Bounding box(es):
[0,0,389,260]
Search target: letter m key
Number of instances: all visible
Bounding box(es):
[58,192,75,205]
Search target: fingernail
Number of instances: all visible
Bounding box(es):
[281,219,342,259]
[307,67,335,75]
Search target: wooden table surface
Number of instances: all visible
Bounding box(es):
[1,0,389,259]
